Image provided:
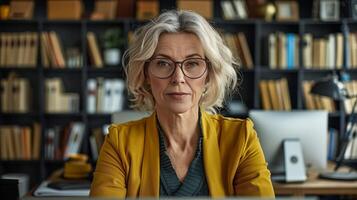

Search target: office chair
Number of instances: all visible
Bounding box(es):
[111,110,151,124]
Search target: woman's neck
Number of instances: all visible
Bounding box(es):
[156,108,200,151]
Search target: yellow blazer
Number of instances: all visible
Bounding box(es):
[90,111,274,197]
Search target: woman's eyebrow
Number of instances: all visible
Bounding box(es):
[152,53,204,59]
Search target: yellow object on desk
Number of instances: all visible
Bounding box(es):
[64,154,92,179]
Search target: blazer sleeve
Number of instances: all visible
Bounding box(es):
[233,119,275,197]
[90,125,127,197]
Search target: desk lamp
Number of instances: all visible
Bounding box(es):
[310,74,357,180]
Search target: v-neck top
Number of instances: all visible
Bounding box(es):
[157,117,209,196]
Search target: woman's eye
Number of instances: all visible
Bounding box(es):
[186,62,199,67]
[157,60,171,67]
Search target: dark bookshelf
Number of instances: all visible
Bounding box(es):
[0,0,357,188]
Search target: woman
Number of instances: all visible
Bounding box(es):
[90,10,274,197]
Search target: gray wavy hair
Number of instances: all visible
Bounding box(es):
[123,10,239,113]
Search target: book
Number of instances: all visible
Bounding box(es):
[177,0,213,19]
[277,32,286,69]
[286,33,295,69]
[302,33,313,69]
[259,80,271,110]
[32,123,42,160]
[110,79,125,112]
[64,123,85,159]
[47,0,83,20]
[87,79,97,114]
[94,0,117,19]
[9,0,34,19]
[280,78,291,110]
[34,181,89,197]
[233,0,248,19]
[336,33,343,69]
[302,81,315,110]
[136,0,159,20]
[327,34,336,69]
[268,33,277,69]
[221,1,235,20]
[87,32,103,68]
[116,0,134,18]
[49,32,66,68]
[237,32,253,69]
[267,80,279,110]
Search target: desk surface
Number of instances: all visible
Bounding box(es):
[273,165,357,196]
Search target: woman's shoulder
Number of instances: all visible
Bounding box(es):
[203,112,256,140]
[205,112,254,128]
[108,116,150,139]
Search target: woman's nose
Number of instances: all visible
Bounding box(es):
[170,64,186,84]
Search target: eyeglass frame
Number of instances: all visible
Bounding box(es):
[145,57,210,79]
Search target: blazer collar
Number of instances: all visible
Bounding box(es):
[201,111,226,197]
[140,112,160,196]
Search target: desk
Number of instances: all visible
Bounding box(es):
[273,165,357,196]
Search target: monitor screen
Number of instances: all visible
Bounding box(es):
[249,110,328,175]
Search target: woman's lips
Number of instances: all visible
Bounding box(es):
[166,92,190,99]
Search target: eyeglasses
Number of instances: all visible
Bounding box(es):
[146,57,209,79]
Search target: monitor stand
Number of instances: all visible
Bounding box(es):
[271,139,307,183]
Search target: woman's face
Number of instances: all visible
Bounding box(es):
[146,32,208,114]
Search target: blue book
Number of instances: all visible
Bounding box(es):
[286,33,295,69]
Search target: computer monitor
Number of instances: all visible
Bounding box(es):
[248,110,328,175]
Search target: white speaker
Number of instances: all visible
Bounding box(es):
[283,139,307,182]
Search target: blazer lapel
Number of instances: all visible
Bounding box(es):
[140,112,160,197]
[201,111,226,197]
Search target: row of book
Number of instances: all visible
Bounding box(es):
[87,78,125,113]
[1,73,31,113]
[45,78,80,113]
[303,33,344,69]
[45,122,85,160]
[268,32,299,69]
[268,32,347,70]
[259,78,291,111]
[41,32,82,68]
[0,32,38,67]
[302,81,336,112]
[222,32,253,69]
[0,123,41,160]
